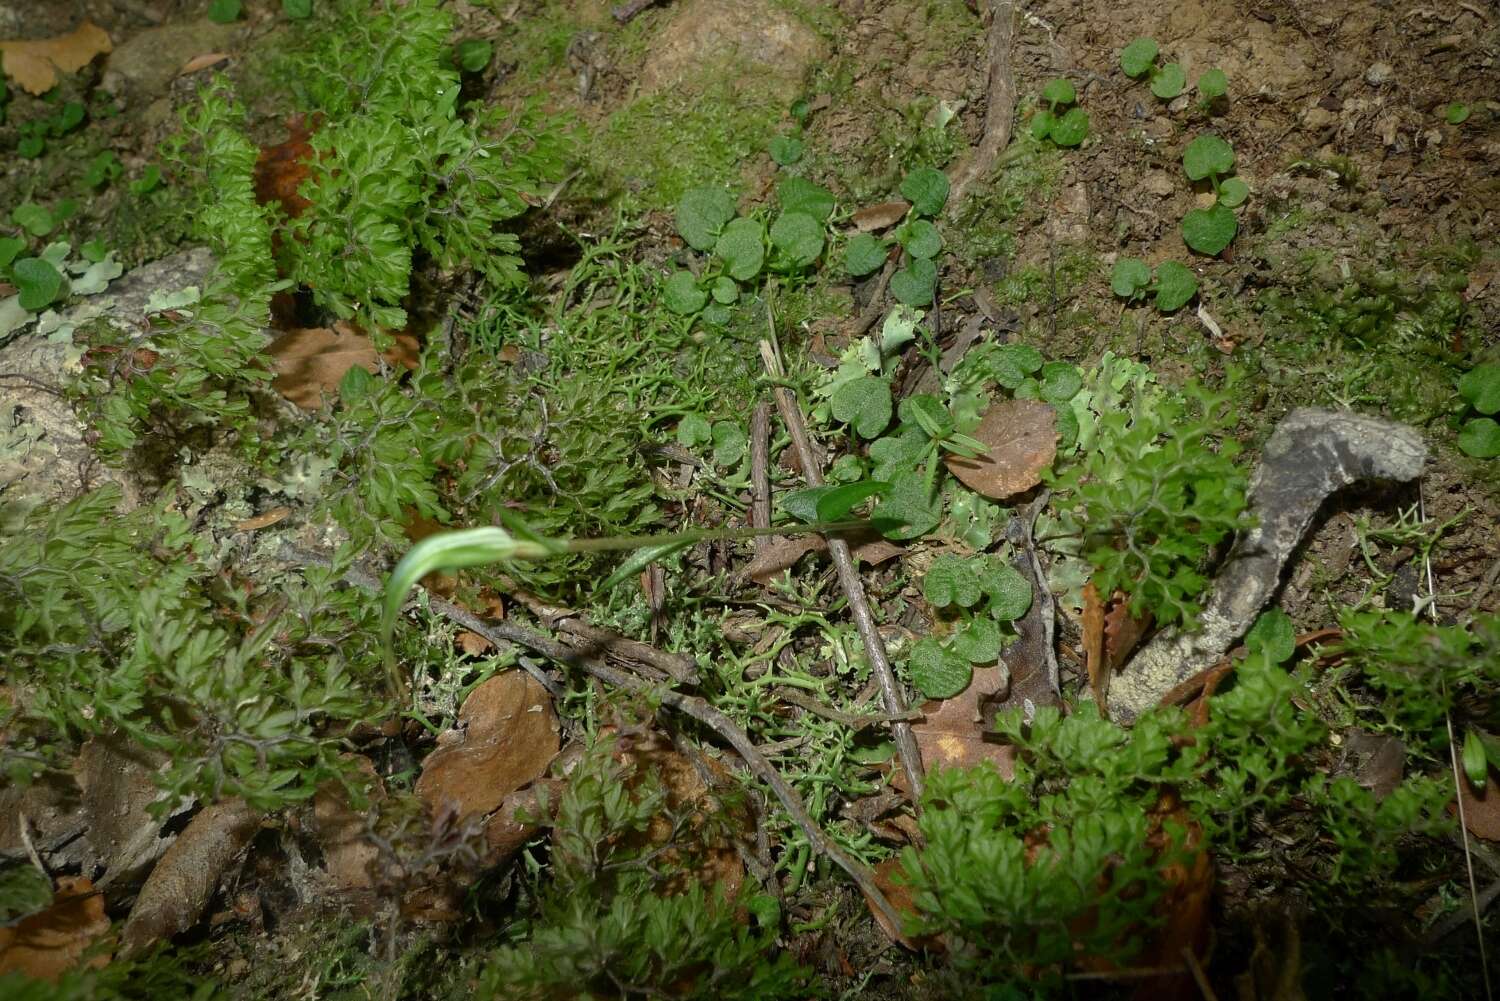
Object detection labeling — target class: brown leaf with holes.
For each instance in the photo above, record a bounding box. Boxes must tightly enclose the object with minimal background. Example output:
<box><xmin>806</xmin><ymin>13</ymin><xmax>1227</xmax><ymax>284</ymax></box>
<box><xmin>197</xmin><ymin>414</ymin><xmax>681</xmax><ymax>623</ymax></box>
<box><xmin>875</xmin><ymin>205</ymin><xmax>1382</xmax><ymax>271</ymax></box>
<box><xmin>415</xmin><ymin>673</ymin><xmax>560</xmax><ymax>824</ymax></box>
<box><xmin>852</xmin><ymin>201</ymin><xmax>910</xmax><ymax>232</ymax></box>
<box><xmin>903</xmin><ymin>663</ymin><xmax>1016</xmax><ymax>788</ymax></box>
<box><xmin>266</xmin><ymin>321</ymin><xmax>420</xmax><ymax>410</ymax></box>
<box><xmin>0</xmin><ymin>22</ymin><xmax>112</xmax><ymax>95</ymax></box>
<box><xmin>120</xmin><ymin>798</ymin><xmax>261</xmax><ymax>955</ymax></box>
<box><xmin>0</xmin><ymin>876</ymin><xmax>110</xmax><ymax>981</ymax></box>
<box><xmin>1454</xmin><ymin>773</ymin><xmax>1500</xmax><ymax>841</ymax></box>
<box><xmin>943</xmin><ymin>399</ymin><xmax>1057</xmax><ymax>500</ymax></box>
<box><xmin>312</xmin><ymin>756</ymin><xmax>385</xmax><ymax>907</ymax></box>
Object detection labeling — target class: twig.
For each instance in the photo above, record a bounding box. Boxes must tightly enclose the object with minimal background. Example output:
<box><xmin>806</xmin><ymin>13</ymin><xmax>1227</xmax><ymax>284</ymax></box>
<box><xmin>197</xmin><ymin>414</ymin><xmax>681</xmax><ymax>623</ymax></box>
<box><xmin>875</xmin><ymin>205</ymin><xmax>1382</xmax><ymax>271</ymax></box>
<box><xmin>1181</xmin><ymin>946</ymin><xmax>1219</xmax><ymax>1001</ymax></box>
<box><xmin>850</xmin><ymin>256</ymin><xmax>898</xmax><ymax>338</ymax></box>
<box><xmin>946</xmin><ymin>0</ymin><xmax>1018</xmax><ymax>215</ymax></box>
<box><xmin>750</xmin><ymin>401</ymin><xmax>773</xmax><ymax>557</ymax></box>
<box><xmin>758</xmin><ymin>335</ymin><xmax>925</xmax><ymax>800</ymax></box>
<box><xmin>503</xmin><ymin>585</ymin><xmax>699</xmax><ymax>684</ymax></box>
<box><xmin>776</xmin><ymin>688</ymin><xmax>919</xmax><ymax>730</ymax></box>
<box><xmin>1424</xmin><ymin>873</ymin><xmax>1500</xmax><ymax>946</ymax></box>
<box><xmin>1459</xmin><ymin>552</ymin><xmax>1500</xmax><ymax>626</ymax></box>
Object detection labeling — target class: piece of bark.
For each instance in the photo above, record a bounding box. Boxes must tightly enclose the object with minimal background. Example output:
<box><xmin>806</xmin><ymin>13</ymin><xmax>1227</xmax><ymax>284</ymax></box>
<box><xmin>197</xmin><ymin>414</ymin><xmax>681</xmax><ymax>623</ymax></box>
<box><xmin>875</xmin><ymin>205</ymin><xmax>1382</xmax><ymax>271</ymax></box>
<box><xmin>120</xmin><ymin>798</ymin><xmax>261</xmax><ymax>955</ymax></box>
<box><xmin>1110</xmin><ymin>409</ymin><xmax>1427</xmax><ymax>722</ymax></box>
<box><xmin>946</xmin><ymin>1</ymin><xmax>1017</xmax><ymax>214</ymax></box>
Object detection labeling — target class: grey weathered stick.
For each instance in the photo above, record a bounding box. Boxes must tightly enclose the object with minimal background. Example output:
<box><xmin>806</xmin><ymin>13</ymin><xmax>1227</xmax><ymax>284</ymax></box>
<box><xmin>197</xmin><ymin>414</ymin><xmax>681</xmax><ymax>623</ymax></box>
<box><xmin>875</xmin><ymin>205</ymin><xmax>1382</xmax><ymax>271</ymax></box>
<box><xmin>750</xmin><ymin>401</ymin><xmax>773</xmax><ymax>552</ymax></box>
<box><xmin>758</xmin><ymin>339</ymin><xmax>925</xmax><ymax>799</ymax></box>
<box><xmin>947</xmin><ymin>0</ymin><xmax>1017</xmax><ymax>215</ymax></box>
<box><xmin>1109</xmin><ymin>409</ymin><xmax>1428</xmax><ymax>722</ymax></box>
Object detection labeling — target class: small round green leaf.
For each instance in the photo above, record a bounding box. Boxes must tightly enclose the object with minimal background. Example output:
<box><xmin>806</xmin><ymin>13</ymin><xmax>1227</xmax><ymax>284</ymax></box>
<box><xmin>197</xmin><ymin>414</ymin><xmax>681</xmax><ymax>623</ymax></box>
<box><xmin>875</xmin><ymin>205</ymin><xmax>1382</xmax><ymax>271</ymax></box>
<box><xmin>1197</xmin><ymin>68</ymin><xmax>1228</xmax><ymax>100</ymax></box>
<box><xmin>830</xmin><ymin>375</ymin><xmax>893</xmax><ymax>438</ymax></box>
<box><xmin>1110</xmin><ymin>258</ymin><xmax>1152</xmax><ymax>299</ymax></box>
<box><xmin>899</xmin><ymin>167</ymin><xmax>950</xmax><ymax>217</ymax></box>
<box><xmin>769</xmin><ymin>135</ymin><xmax>804</xmax><ymax>165</ymax></box>
<box><xmin>1153</xmin><ymin>260</ymin><xmax>1199</xmax><ymax>312</ymax></box>
<box><xmin>1049</xmin><ymin>107</ymin><xmax>1089</xmax><ymax>147</ymax></box>
<box><xmin>979</xmin><ymin>561</ymin><xmax>1032</xmax><ymax>621</ymax></box>
<box><xmin>889</xmin><ymin>256</ymin><xmax>938</xmax><ymax>307</ymax></box>
<box><xmin>12</xmin><ymin>203</ymin><xmax>53</xmax><ymax>238</ymax></box>
<box><xmin>1183</xmin><ymin>135</ymin><xmax>1235</xmax><ymax>181</ymax></box>
<box><xmin>1245</xmin><ymin>608</ymin><xmax>1295</xmax><ymax>664</ymax></box>
<box><xmin>778</xmin><ymin>176</ymin><xmax>835</xmax><ymax>221</ymax></box>
<box><xmin>1039</xmin><ymin>361</ymin><xmax>1083</xmax><ymax>404</ymax></box>
<box><xmin>1218</xmin><ymin>177</ymin><xmax>1250</xmax><ymax>208</ymax></box>
<box><xmin>455</xmin><ymin>39</ymin><xmax>493</xmax><ymax>73</ymax></box>
<box><xmin>677</xmin><ymin>412</ymin><xmax>712</xmax><ymax>448</ymax></box>
<box><xmin>1041</xmin><ymin>78</ymin><xmax>1076</xmax><ymax>106</ymax></box>
<box><xmin>769</xmin><ymin>211</ymin><xmax>825</xmax><ymax>268</ymax></box>
<box><xmin>207</xmin><ymin>0</ymin><xmax>242</xmax><ymax>23</ymax></box>
<box><xmin>662</xmin><ymin>271</ymin><xmax>707</xmax><ymax>315</ymax></box>
<box><xmin>1459</xmin><ymin>363</ymin><xmax>1500</xmax><ymax>416</ymax></box>
<box><xmin>1030</xmin><ymin>108</ymin><xmax>1055</xmax><ymax>141</ymax></box>
<box><xmin>676</xmin><ymin>187</ymin><xmax>737</xmax><ymax>252</ymax></box>
<box><xmin>1151</xmin><ymin>62</ymin><xmax>1186</xmax><ymax>99</ymax></box>
<box><xmin>1459</xmin><ymin>418</ymin><xmax>1500</xmax><ymax>458</ymax></box>
<box><xmin>1120</xmin><ymin>37</ymin><xmax>1159</xmax><ymax>78</ymax></box>
<box><xmin>711</xmin><ymin>275</ymin><xmax>738</xmax><ymax>304</ymax></box>
<box><xmin>908</xmin><ymin>637</ymin><xmax>971</xmax><ymax>700</ymax></box>
<box><xmin>13</xmin><ymin>257</ymin><xmax>64</xmax><ymax>312</ymax></box>
<box><xmin>714</xmin><ymin>217</ymin><xmax>765</xmax><ymax>281</ymax></box>
<box><xmin>1446</xmin><ymin>102</ymin><xmax>1471</xmax><ymax>125</ymax></box>
<box><xmin>925</xmin><ymin>555</ymin><xmax>983</xmax><ymax>609</ymax></box>
<box><xmin>844</xmin><ymin>233</ymin><xmax>888</xmax><ymax>277</ymax></box>
<box><xmin>1181</xmin><ymin>202</ymin><xmax>1238</xmax><ymax>256</ymax></box>
<box><xmin>0</xmin><ymin>237</ymin><xmax>25</xmax><ymax>269</ymax></box>
<box><xmin>712</xmin><ymin>421</ymin><xmax>747</xmax><ymax>467</ymax></box>
<box><xmin>951</xmin><ymin>617</ymin><xmax>1002</xmax><ymax>663</ymax></box>
<box><xmin>900</xmin><ymin>219</ymin><xmax>943</xmax><ymax>260</ymax></box>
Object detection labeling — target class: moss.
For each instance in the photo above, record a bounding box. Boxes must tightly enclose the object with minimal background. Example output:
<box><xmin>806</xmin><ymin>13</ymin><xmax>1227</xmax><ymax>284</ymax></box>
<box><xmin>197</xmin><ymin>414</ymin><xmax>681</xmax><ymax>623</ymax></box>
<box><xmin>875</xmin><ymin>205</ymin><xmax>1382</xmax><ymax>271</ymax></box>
<box><xmin>591</xmin><ymin>66</ymin><xmax>782</xmax><ymax>209</ymax></box>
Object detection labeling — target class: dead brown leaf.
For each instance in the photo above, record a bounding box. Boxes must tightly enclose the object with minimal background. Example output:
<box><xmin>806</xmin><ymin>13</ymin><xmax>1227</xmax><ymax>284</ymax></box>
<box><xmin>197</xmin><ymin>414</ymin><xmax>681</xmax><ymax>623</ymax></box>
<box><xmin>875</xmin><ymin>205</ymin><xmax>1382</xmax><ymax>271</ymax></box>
<box><xmin>415</xmin><ymin>673</ymin><xmax>560</xmax><ymax>824</ymax></box>
<box><xmin>233</xmin><ymin>506</ymin><xmax>291</xmax><ymax>532</ymax></box>
<box><xmin>120</xmin><ymin>798</ymin><xmax>261</xmax><ymax>955</ymax></box>
<box><xmin>0</xmin><ymin>876</ymin><xmax>110</xmax><ymax>981</ymax></box>
<box><xmin>863</xmin><ymin>858</ymin><xmax>936</xmax><ymax>951</ymax></box>
<box><xmin>1103</xmin><ymin>595</ymin><xmax>1153</xmax><ymax>671</ymax></box>
<box><xmin>482</xmin><ymin>778</ymin><xmax>561</xmax><ymax>867</ymax></box>
<box><xmin>943</xmin><ymin>399</ymin><xmax>1057</xmax><ymax>500</ymax></box>
<box><xmin>253</xmin><ymin>113</ymin><xmax>322</xmax><ymax>221</ymax></box>
<box><xmin>0</xmin><ymin>22</ymin><xmax>112</xmax><ymax>95</ymax></box>
<box><xmin>265</xmin><ymin>321</ymin><xmax>420</xmax><ymax>410</ymax></box>
<box><xmin>905</xmin><ymin>662</ymin><xmax>1016</xmax><ymax>783</ymax></box>
<box><xmin>1454</xmin><ymin>773</ymin><xmax>1500</xmax><ymax>841</ymax></box>
<box><xmin>312</xmin><ymin>756</ymin><xmax>385</xmax><ymax>905</ymax></box>
<box><xmin>744</xmin><ymin>533</ymin><xmax>901</xmax><ymax>584</ymax></box>
<box><xmin>852</xmin><ymin>201</ymin><xmax>909</xmax><ymax>232</ymax></box>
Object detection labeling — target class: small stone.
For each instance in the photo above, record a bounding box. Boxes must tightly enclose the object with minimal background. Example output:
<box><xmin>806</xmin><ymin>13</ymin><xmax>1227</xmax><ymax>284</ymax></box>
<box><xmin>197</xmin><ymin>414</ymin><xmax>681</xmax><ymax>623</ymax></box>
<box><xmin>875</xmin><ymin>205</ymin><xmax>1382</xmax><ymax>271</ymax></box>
<box><xmin>1364</xmin><ymin>62</ymin><xmax>1394</xmax><ymax>86</ymax></box>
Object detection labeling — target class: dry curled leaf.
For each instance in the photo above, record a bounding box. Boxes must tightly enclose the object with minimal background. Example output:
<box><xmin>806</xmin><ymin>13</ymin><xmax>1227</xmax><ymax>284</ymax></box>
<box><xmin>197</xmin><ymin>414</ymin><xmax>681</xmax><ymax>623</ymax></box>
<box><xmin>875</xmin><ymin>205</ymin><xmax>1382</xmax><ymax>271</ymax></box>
<box><xmin>906</xmin><ymin>662</ymin><xmax>1016</xmax><ymax>782</ymax></box>
<box><xmin>265</xmin><ymin>321</ymin><xmax>420</xmax><ymax>410</ymax></box>
<box><xmin>0</xmin><ymin>876</ymin><xmax>110</xmax><ymax>981</ymax></box>
<box><xmin>312</xmin><ymin>756</ymin><xmax>385</xmax><ymax>905</ymax></box>
<box><xmin>232</xmin><ymin>506</ymin><xmax>291</xmax><ymax>532</ymax></box>
<box><xmin>943</xmin><ymin>398</ymin><xmax>1057</xmax><ymax>500</ymax></box>
<box><xmin>178</xmin><ymin>52</ymin><xmax>230</xmax><ymax>76</ymax></box>
<box><xmin>120</xmin><ymin>798</ymin><xmax>260</xmax><ymax>955</ymax></box>
<box><xmin>415</xmin><ymin>673</ymin><xmax>560</xmax><ymax>824</ymax></box>
<box><xmin>0</xmin><ymin>21</ymin><xmax>112</xmax><ymax>95</ymax></box>
<box><xmin>1454</xmin><ymin>772</ymin><xmax>1500</xmax><ymax>841</ymax></box>
<box><xmin>852</xmin><ymin>200</ymin><xmax>910</xmax><ymax>232</ymax></box>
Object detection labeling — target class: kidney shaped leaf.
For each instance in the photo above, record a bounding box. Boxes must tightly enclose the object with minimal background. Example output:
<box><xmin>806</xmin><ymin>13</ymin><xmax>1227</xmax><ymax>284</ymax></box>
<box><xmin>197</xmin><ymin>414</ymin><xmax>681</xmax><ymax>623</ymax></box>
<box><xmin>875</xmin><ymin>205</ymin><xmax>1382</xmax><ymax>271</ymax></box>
<box><xmin>676</xmin><ymin>186</ymin><xmax>737</xmax><ymax>251</ymax></box>
<box><xmin>1181</xmin><ymin>202</ymin><xmax>1237</xmax><ymax>255</ymax></box>
<box><xmin>1183</xmin><ymin>135</ymin><xmax>1234</xmax><ymax>181</ymax></box>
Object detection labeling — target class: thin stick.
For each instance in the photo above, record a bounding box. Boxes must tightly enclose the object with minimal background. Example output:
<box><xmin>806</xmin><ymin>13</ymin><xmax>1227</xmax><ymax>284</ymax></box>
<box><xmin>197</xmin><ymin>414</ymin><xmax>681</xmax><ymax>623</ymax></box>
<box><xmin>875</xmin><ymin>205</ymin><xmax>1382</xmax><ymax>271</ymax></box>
<box><xmin>750</xmin><ymin>401</ymin><xmax>773</xmax><ymax>553</ymax></box>
<box><xmin>758</xmin><ymin>334</ymin><xmax>925</xmax><ymax>800</ymax></box>
<box><xmin>947</xmin><ymin>0</ymin><xmax>1018</xmax><ymax>215</ymax></box>
<box><xmin>850</xmin><ymin>256</ymin><xmax>898</xmax><ymax>338</ymax></box>
<box><xmin>1181</xmin><ymin>946</ymin><xmax>1219</xmax><ymax>1001</ymax></box>
<box><xmin>1419</xmin><ymin>482</ymin><xmax>1493</xmax><ymax>1001</ymax></box>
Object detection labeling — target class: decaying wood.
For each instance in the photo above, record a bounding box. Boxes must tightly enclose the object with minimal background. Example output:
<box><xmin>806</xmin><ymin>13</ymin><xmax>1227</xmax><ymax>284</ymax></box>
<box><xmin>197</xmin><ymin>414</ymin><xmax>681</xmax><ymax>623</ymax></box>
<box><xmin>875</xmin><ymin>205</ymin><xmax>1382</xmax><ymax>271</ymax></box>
<box><xmin>947</xmin><ymin>0</ymin><xmax>1018</xmax><ymax>214</ymax></box>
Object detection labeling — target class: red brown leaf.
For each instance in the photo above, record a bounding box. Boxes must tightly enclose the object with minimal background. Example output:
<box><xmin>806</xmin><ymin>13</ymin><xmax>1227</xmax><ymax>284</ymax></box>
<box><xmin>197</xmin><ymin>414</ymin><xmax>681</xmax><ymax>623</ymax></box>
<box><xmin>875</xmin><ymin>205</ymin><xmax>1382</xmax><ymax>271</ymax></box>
<box><xmin>943</xmin><ymin>399</ymin><xmax>1058</xmax><ymax>500</ymax></box>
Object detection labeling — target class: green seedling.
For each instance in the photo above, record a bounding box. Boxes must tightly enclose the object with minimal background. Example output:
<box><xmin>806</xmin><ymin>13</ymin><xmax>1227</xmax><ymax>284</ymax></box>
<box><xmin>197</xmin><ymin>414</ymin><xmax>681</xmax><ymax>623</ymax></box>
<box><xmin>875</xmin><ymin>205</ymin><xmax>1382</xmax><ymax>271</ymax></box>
<box><xmin>843</xmin><ymin>167</ymin><xmax>949</xmax><ymax>306</ymax></box>
<box><xmin>1457</xmin><ymin>362</ymin><xmax>1500</xmax><ymax>458</ymax></box>
<box><xmin>129</xmin><ymin>165</ymin><xmax>163</xmax><ymax>195</ymax></box>
<box><xmin>84</xmin><ymin>150</ymin><xmax>123</xmax><ymax>188</ymax></box>
<box><xmin>908</xmin><ymin>553</ymin><xmax>1032</xmax><ymax>697</ymax></box>
<box><xmin>1445</xmin><ymin>102</ymin><xmax>1470</xmax><ymax>125</ymax></box>
<box><xmin>283</xmin><ymin>0</ymin><xmax>314</xmax><ymax>17</ymax></box>
<box><xmin>768</xmin><ymin>134</ymin><xmax>804</xmax><ymax>166</ymax></box>
<box><xmin>1119</xmin><ymin>37</ymin><xmax>1185</xmax><ymax>100</ymax></box>
<box><xmin>1030</xmin><ymin>77</ymin><xmax>1089</xmax><ymax>148</ymax></box>
<box><xmin>1110</xmin><ymin>257</ymin><xmax>1199</xmax><ymax>312</ymax></box>
<box><xmin>1196</xmin><ymin>67</ymin><xmax>1229</xmax><ymax>108</ymax></box>
<box><xmin>1179</xmin><ymin>136</ymin><xmax>1242</xmax><ymax>256</ymax></box>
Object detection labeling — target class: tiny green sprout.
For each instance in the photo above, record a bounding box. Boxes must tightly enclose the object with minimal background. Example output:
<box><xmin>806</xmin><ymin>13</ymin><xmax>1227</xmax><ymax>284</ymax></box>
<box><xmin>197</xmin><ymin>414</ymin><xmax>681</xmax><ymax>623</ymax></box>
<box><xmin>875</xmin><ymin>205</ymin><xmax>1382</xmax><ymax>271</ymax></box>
<box><xmin>662</xmin><ymin>271</ymin><xmax>707</xmax><ymax>315</ymax></box>
<box><xmin>844</xmin><ymin>233</ymin><xmax>889</xmax><ymax>277</ymax></box>
<box><xmin>283</xmin><ymin>0</ymin><xmax>313</xmax><ymax>18</ymax></box>
<box><xmin>1445</xmin><ymin>102</ymin><xmax>1470</xmax><ymax>125</ymax></box>
<box><xmin>455</xmin><ymin>39</ymin><xmax>493</xmax><ymax>73</ymax></box>
<box><xmin>1110</xmin><ymin>257</ymin><xmax>1199</xmax><ymax>312</ymax></box>
<box><xmin>12</xmin><ymin>202</ymin><xmax>55</xmax><ymax>238</ymax></box>
<box><xmin>1196</xmin><ymin>68</ymin><xmax>1228</xmax><ymax>105</ymax></box>
<box><xmin>1119</xmin><ymin>37</ymin><xmax>1185</xmax><ymax>99</ymax></box>
<box><xmin>84</xmin><ymin>150</ymin><xmax>123</xmax><ymax>188</ymax></box>
<box><xmin>714</xmin><ymin>217</ymin><xmax>765</xmax><ymax>281</ymax></box>
<box><xmin>129</xmin><ymin>165</ymin><xmax>163</xmax><ymax>196</ymax></box>
<box><xmin>1181</xmin><ymin>202</ymin><xmax>1237</xmax><ymax>256</ymax></box>
<box><xmin>1031</xmin><ymin>77</ymin><xmax>1089</xmax><ymax>148</ymax></box>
